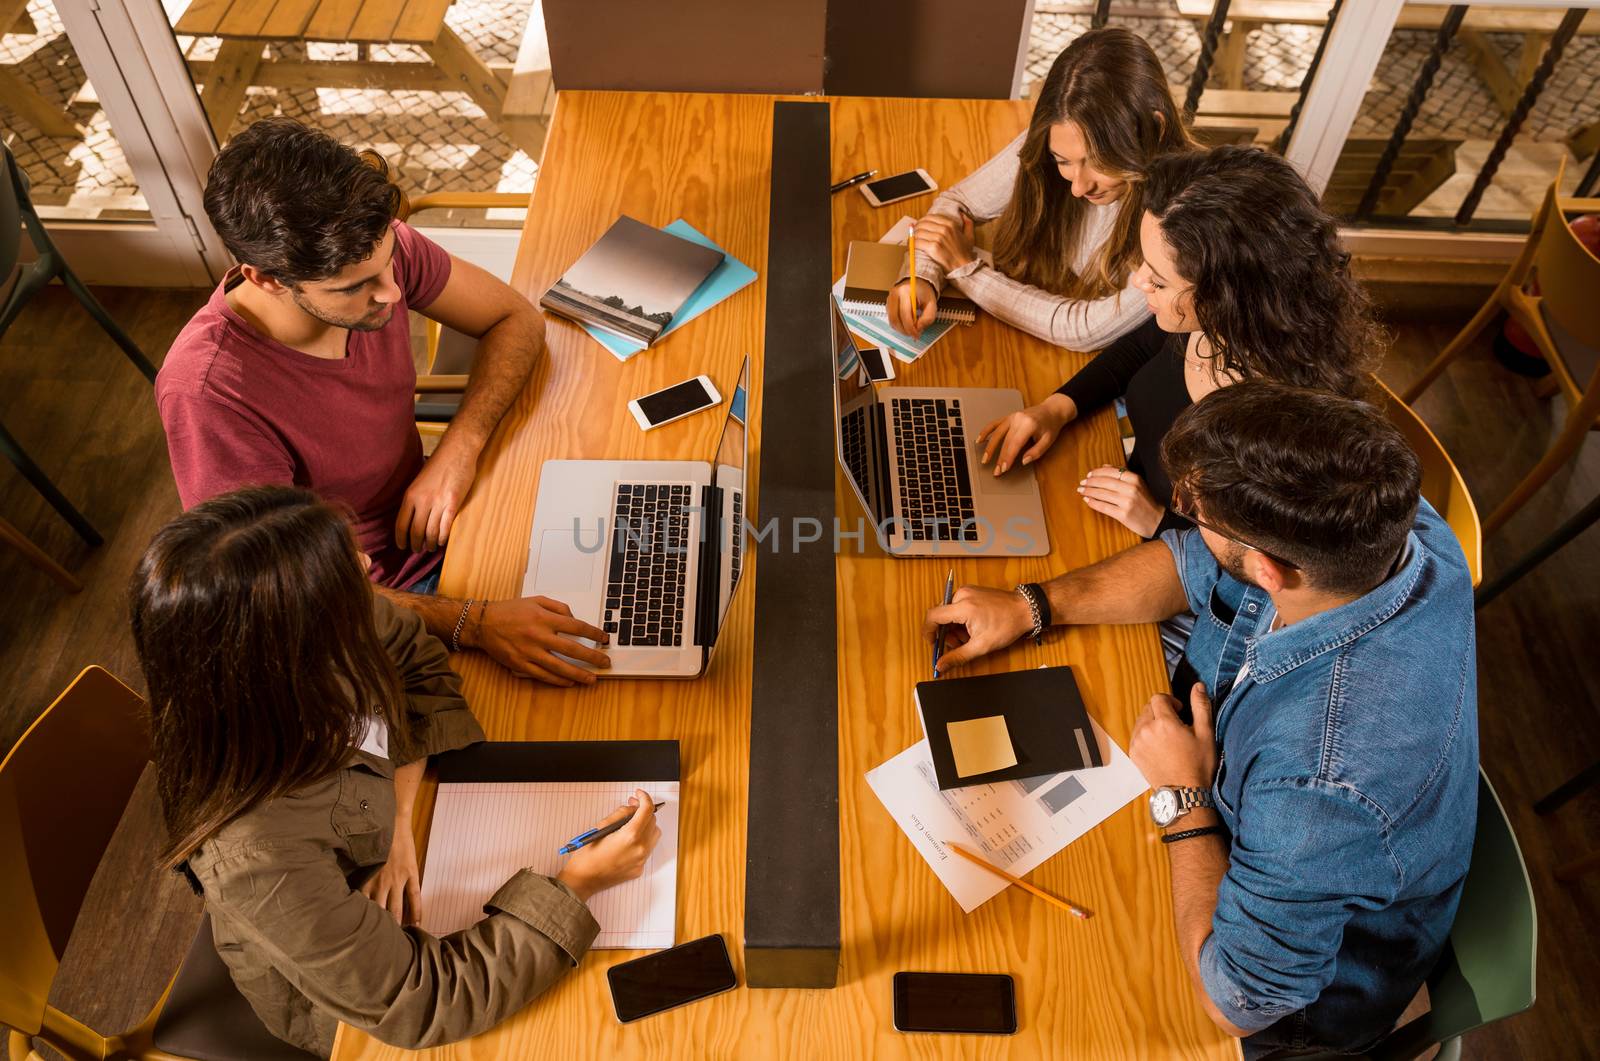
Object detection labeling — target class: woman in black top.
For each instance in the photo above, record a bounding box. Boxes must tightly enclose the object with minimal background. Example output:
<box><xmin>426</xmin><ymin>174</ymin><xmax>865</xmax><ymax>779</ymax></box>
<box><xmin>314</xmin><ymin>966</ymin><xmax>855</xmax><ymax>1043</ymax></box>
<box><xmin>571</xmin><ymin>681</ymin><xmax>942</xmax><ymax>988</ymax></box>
<box><xmin>977</xmin><ymin>145</ymin><xmax>1383</xmax><ymax>539</ymax></box>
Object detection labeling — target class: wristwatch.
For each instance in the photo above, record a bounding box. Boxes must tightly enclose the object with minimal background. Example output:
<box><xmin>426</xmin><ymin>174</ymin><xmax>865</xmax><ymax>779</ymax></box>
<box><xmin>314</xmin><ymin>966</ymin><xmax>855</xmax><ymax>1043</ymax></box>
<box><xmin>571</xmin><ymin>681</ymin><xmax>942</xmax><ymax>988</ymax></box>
<box><xmin>1148</xmin><ymin>785</ymin><xmax>1215</xmax><ymax>828</ymax></box>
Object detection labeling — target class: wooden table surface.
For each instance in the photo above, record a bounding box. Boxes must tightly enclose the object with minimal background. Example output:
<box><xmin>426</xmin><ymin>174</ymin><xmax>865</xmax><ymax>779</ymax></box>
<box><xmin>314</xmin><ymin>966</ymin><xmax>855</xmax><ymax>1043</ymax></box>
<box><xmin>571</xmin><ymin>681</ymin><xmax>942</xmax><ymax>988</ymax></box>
<box><xmin>333</xmin><ymin>89</ymin><xmax>1236</xmax><ymax>1061</ymax></box>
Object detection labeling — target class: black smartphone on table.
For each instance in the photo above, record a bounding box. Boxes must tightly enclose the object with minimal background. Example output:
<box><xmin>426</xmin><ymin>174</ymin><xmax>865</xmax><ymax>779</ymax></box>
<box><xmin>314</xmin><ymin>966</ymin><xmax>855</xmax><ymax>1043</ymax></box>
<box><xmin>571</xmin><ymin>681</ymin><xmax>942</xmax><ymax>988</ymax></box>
<box><xmin>607</xmin><ymin>934</ymin><xmax>738</xmax><ymax>1023</ymax></box>
<box><xmin>892</xmin><ymin>971</ymin><xmax>1017</xmax><ymax>1034</ymax></box>
<box><xmin>858</xmin><ymin>345</ymin><xmax>896</xmax><ymax>383</ymax></box>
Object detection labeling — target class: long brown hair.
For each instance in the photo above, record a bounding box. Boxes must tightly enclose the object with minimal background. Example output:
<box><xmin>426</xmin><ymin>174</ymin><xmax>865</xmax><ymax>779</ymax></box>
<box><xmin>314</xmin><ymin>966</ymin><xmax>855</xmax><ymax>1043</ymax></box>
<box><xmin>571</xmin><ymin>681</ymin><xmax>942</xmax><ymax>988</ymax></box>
<box><xmin>130</xmin><ymin>486</ymin><xmax>411</xmax><ymax>867</ymax></box>
<box><xmin>1143</xmin><ymin>145</ymin><xmax>1383</xmax><ymax>401</ymax></box>
<box><xmin>993</xmin><ymin>27</ymin><xmax>1196</xmax><ymax>301</ymax></box>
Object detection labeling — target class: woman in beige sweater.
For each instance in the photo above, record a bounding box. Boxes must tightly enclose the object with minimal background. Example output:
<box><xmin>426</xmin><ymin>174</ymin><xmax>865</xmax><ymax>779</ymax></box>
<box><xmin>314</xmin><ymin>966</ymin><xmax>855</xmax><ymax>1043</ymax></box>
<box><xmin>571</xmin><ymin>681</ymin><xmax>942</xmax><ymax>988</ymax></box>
<box><xmin>890</xmin><ymin>27</ymin><xmax>1195</xmax><ymax>351</ymax></box>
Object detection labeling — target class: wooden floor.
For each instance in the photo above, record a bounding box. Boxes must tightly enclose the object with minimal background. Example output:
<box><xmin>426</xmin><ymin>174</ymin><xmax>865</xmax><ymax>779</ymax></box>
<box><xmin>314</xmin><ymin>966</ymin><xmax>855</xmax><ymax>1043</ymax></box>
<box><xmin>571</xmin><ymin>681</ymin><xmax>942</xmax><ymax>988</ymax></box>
<box><xmin>2</xmin><ymin>284</ymin><xmax>1597</xmax><ymax>1057</ymax></box>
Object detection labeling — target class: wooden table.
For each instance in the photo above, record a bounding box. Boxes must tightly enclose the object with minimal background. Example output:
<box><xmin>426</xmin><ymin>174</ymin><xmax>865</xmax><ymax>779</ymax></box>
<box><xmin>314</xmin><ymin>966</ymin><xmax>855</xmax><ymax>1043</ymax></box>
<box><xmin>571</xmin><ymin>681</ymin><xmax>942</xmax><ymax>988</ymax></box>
<box><xmin>332</xmin><ymin>90</ymin><xmax>1237</xmax><ymax>1060</ymax></box>
<box><xmin>173</xmin><ymin>0</ymin><xmax>511</xmax><ymax>144</ymax></box>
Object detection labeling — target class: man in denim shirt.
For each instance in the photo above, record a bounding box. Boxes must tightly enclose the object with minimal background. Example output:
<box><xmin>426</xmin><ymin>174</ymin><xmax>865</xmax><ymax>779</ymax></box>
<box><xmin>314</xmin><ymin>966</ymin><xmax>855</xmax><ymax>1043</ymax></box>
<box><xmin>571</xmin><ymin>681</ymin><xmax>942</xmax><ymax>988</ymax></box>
<box><xmin>925</xmin><ymin>383</ymin><xmax>1478</xmax><ymax>1055</ymax></box>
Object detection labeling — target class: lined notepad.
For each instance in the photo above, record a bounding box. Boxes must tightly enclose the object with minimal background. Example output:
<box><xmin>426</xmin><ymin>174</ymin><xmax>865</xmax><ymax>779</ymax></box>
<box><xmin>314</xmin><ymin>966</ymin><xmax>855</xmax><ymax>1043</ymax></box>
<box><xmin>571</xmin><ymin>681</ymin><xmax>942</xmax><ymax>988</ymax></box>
<box><xmin>420</xmin><ymin>780</ymin><xmax>680</xmax><ymax>949</ymax></box>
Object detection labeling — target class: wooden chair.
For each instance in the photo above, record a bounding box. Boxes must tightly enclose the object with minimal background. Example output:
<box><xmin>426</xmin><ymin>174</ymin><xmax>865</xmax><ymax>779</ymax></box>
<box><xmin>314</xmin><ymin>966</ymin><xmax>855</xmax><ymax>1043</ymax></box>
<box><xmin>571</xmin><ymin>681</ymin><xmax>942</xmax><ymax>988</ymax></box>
<box><xmin>1</xmin><ymin>667</ymin><xmax>313</xmax><ymax>1061</ymax></box>
<box><xmin>1401</xmin><ymin>159</ymin><xmax>1600</xmax><ymax>534</ymax></box>
<box><xmin>396</xmin><ymin>191</ymin><xmax>531</xmax><ymax>442</ymax></box>
<box><xmin>1</xmin><ymin>667</ymin><xmax>174</xmax><ymax>1059</ymax></box>
<box><xmin>0</xmin><ymin>514</ymin><xmax>81</xmax><ymax>592</ymax></box>
<box><xmin>1379</xmin><ymin>380</ymin><xmax>1484</xmax><ymax>587</ymax></box>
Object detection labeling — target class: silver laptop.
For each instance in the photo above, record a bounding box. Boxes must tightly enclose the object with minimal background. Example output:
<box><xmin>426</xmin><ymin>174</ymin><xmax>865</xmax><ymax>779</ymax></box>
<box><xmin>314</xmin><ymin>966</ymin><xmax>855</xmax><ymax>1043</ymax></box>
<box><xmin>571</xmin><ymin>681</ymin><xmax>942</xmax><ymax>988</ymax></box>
<box><xmin>832</xmin><ymin>302</ymin><xmax>1048</xmax><ymax>557</ymax></box>
<box><xmin>521</xmin><ymin>358</ymin><xmax>751</xmax><ymax>679</ymax></box>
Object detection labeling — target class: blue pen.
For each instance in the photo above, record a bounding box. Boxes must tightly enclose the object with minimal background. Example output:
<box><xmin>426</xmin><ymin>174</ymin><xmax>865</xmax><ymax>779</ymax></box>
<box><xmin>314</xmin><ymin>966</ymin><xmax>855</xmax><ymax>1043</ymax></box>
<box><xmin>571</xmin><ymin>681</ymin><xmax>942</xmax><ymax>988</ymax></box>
<box><xmin>932</xmin><ymin>567</ymin><xmax>955</xmax><ymax>678</ymax></box>
<box><xmin>557</xmin><ymin>802</ymin><xmax>665</xmax><ymax>855</ymax></box>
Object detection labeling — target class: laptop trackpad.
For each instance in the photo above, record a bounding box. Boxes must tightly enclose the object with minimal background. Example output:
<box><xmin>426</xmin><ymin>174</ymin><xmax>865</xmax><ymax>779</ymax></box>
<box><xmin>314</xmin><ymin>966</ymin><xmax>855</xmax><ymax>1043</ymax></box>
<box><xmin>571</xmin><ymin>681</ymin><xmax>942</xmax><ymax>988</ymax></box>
<box><xmin>534</xmin><ymin>529</ymin><xmax>597</xmax><ymax>594</ymax></box>
<box><xmin>973</xmin><ymin>439</ymin><xmax>1037</xmax><ymax>495</ymax></box>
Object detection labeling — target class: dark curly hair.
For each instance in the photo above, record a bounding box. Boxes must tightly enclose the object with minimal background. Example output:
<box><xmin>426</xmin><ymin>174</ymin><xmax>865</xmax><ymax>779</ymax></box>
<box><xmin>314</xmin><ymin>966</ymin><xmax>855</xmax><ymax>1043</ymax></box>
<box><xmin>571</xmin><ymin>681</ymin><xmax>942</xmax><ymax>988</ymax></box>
<box><xmin>203</xmin><ymin>117</ymin><xmax>403</xmax><ymax>285</ymax></box>
<box><xmin>1143</xmin><ymin>145</ymin><xmax>1383</xmax><ymax>400</ymax></box>
<box><xmin>1162</xmin><ymin>381</ymin><xmax>1420</xmax><ymax>595</ymax></box>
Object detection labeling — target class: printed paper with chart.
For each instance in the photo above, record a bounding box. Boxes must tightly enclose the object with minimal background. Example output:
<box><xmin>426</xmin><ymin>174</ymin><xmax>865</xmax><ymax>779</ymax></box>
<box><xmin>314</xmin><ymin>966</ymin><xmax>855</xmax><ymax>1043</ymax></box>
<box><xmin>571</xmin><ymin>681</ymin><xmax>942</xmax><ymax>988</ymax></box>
<box><xmin>420</xmin><ymin>780</ymin><xmax>679</xmax><ymax>949</ymax></box>
<box><xmin>866</xmin><ymin>719</ymin><xmax>1147</xmax><ymax>912</ymax></box>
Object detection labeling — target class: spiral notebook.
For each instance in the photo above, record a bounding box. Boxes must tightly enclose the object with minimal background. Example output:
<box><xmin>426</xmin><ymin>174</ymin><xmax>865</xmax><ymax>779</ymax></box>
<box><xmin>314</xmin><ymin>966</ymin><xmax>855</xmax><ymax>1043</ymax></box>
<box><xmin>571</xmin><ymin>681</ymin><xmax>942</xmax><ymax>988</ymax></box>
<box><xmin>841</xmin><ymin>240</ymin><xmax>978</xmax><ymax>324</ymax></box>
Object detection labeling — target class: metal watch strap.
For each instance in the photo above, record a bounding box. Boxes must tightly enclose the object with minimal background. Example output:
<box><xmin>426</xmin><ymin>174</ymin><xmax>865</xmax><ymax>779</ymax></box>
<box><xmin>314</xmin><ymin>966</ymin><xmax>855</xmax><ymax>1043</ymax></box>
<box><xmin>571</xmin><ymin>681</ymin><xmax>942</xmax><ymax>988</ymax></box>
<box><xmin>1175</xmin><ymin>785</ymin><xmax>1215</xmax><ymax>813</ymax></box>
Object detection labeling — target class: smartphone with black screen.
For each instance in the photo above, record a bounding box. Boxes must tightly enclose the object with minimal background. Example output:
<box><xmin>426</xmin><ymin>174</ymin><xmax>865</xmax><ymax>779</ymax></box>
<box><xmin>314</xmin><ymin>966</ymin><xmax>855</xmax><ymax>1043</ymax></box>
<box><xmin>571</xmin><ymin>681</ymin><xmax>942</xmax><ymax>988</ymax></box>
<box><xmin>858</xmin><ymin>345</ymin><xmax>896</xmax><ymax>383</ymax></box>
<box><xmin>892</xmin><ymin>972</ymin><xmax>1017</xmax><ymax>1034</ymax></box>
<box><xmin>628</xmin><ymin>375</ymin><xmax>722</xmax><ymax>431</ymax></box>
<box><xmin>859</xmin><ymin>168</ymin><xmax>938</xmax><ymax>207</ymax></box>
<box><xmin>607</xmin><ymin>934</ymin><xmax>738</xmax><ymax>1023</ymax></box>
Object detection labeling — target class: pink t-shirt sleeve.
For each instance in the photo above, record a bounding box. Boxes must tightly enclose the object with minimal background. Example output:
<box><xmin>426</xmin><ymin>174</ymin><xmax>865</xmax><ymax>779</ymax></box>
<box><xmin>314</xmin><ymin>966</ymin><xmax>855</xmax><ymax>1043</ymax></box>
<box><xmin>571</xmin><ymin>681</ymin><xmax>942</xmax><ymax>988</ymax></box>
<box><xmin>391</xmin><ymin>220</ymin><xmax>452</xmax><ymax>311</ymax></box>
<box><xmin>159</xmin><ymin>391</ymin><xmax>295</xmax><ymax>509</ymax></box>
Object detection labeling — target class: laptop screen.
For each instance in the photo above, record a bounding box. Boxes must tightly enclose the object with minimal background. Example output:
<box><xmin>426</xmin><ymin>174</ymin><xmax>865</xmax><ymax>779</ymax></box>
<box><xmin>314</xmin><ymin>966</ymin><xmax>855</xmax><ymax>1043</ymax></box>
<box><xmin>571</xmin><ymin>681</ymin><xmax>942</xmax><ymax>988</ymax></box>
<box><xmin>831</xmin><ymin>301</ymin><xmax>890</xmax><ymax>526</ymax></box>
<box><xmin>705</xmin><ymin>356</ymin><xmax>751</xmax><ymax>645</ymax></box>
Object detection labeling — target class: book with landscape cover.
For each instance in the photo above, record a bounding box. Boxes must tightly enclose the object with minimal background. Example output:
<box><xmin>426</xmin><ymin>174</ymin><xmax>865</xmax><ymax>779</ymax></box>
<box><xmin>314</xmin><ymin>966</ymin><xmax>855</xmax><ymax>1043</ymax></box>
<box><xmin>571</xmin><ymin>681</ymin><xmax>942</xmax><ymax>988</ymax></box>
<box><xmin>842</xmin><ymin>240</ymin><xmax>977</xmax><ymax>324</ymax></box>
<box><xmin>541</xmin><ymin>215</ymin><xmax>725</xmax><ymax>346</ymax></box>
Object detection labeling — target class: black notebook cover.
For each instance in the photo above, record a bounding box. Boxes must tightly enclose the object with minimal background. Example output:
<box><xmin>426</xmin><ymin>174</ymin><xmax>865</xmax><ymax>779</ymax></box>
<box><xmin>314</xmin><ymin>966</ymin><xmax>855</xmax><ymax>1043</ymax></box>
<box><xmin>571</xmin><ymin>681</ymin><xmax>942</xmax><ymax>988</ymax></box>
<box><xmin>433</xmin><ymin>741</ymin><xmax>680</xmax><ymax>784</ymax></box>
<box><xmin>915</xmin><ymin>666</ymin><xmax>1101</xmax><ymax>791</ymax></box>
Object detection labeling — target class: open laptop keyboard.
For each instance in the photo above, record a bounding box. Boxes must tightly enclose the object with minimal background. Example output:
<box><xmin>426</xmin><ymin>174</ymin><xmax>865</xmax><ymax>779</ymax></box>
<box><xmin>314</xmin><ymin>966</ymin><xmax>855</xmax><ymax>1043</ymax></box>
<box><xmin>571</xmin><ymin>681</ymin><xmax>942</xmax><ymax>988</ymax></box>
<box><xmin>890</xmin><ymin>397</ymin><xmax>978</xmax><ymax>542</ymax></box>
<box><xmin>729</xmin><ymin>490</ymin><xmax>743</xmax><ymax>597</ymax></box>
<box><xmin>602</xmin><ymin>482</ymin><xmax>692</xmax><ymax>647</ymax></box>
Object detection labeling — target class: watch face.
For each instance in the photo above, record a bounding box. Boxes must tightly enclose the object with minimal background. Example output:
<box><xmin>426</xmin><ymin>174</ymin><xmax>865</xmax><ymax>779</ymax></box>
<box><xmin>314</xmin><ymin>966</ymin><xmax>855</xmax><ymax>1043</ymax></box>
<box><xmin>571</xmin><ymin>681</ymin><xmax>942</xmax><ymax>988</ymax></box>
<box><xmin>1150</xmin><ymin>788</ymin><xmax>1178</xmax><ymax>826</ymax></box>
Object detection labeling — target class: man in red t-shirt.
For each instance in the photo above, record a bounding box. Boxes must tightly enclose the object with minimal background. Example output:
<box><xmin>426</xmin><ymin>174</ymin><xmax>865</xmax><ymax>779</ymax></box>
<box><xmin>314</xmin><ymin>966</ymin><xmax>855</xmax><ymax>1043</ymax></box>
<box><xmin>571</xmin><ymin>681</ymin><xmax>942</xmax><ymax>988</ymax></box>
<box><xmin>156</xmin><ymin>117</ymin><xmax>609</xmax><ymax>686</ymax></box>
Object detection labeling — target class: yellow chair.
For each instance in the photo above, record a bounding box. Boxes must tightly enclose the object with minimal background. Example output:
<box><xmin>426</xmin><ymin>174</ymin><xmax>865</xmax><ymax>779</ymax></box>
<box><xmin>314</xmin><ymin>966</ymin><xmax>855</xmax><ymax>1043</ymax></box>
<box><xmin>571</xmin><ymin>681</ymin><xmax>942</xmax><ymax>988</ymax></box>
<box><xmin>1400</xmin><ymin>158</ymin><xmax>1600</xmax><ymax>535</ymax></box>
<box><xmin>1</xmin><ymin>667</ymin><xmax>175</xmax><ymax>1059</ymax></box>
<box><xmin>396</xmin><ymin>191</ymin><xmax>532</xmax><ymax>444</ymax></box>
<box><xmin>1379</xmin><ymin>380</ymin><xmax>1484</xmax><ymax>588</ymax></box>
<box><xmin>2</xmin><ymin>667</ymin><xmax>315</xmax><ymax>1061</ymax></box>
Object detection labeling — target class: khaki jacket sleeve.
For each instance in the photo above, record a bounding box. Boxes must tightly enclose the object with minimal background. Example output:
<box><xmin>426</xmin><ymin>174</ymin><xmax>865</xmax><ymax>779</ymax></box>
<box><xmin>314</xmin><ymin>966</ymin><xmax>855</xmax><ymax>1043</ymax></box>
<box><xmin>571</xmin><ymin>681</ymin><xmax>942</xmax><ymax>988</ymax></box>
<box><xmin>208</xmin><ymin>842</ymin><xmax>599</xmax><ymax>1048</ymax></box>
<box><xmin>371</xmin><ymin>594</ymin><xmax>485</xmax><ymax>764</ymax></box>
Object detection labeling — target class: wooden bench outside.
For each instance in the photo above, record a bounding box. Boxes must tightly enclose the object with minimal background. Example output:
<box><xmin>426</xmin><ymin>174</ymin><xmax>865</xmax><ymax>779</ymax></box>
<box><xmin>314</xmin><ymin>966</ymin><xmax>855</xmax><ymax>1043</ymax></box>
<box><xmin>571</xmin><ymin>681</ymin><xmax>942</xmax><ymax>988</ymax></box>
<box><xmin>0</xmin><ymin>0</ymin><xmax>80</xmax><ymax>138</ymax></box>
<box><xmin>173</xmin><ymin>0</ymin><xmax>525</xmax><ymax>149</ymax></box>
<box><xmin>1321</xmin><ymin>137</ymin><xmax>1460</xmax><ymax>218</ymax></box>
<box><xmin>1174</xmin><ymin>0</ymin><xmax>1600</xmax><ymax>110</ymax></box>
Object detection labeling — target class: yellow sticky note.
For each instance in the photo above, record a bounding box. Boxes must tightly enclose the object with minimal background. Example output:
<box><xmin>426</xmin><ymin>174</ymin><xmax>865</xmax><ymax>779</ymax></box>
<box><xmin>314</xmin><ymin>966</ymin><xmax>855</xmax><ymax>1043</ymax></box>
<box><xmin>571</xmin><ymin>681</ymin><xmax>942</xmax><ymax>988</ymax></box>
<box><xmin>947</xmin><ymin>715</ymin><xmax>1017</xmax><ymax>778</ymax></box>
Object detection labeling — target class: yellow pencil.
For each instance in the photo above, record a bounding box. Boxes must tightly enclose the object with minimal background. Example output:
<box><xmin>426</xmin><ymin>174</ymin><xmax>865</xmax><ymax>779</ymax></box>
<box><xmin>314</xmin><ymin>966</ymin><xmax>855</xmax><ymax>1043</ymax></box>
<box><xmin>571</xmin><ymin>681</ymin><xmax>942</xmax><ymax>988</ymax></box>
<box><xmin>945</xmin><ymin>841</ymin><xmax>1094</xmax><ymax>920</ymax></box>
<box><xmin>907</xmin><ymin>228</ymin><xmax>919</xmax><ymax>325</ymax></box>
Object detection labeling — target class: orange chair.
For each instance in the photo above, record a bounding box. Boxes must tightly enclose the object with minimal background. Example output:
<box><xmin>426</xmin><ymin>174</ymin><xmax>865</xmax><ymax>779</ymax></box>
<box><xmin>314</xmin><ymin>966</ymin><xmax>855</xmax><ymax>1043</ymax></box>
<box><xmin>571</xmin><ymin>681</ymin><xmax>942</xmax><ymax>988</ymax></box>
<box><xmin>1</xmin><ymin>667</ymin><xmax>314</xmax><ymax>1060</ymax></box>
<box><xmin>1379</xmin><ymin>380</ymin><xmax>1483</xmax><ymax>587</ymax></box>
<box><xmin>1400</xmin><ymin>158</ymin><xmax>1600</xmax><ymax>534</ymax></box>
<box><xmin>1</xmin><ymin>667</ymin><xmax>176</xmax><ymax>1059</ymax></box>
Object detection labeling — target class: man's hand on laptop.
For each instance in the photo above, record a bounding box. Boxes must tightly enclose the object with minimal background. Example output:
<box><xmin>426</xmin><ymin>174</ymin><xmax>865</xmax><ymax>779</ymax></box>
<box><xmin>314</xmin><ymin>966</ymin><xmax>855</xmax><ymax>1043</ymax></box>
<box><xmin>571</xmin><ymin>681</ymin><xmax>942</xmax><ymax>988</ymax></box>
<box><xmin>466</xmin><ymin>595</ymin><xmax>612</xmax><ymax>686</ymax></box>
<box><xmin>922</xmin><ymin>584</ymin><xmax>1034</xmax><ymax>673</ymax></box>
<box><xmin>396</xmin><ymin>440</ymin><xmax>478</xmax><ymax>552</ymax></box>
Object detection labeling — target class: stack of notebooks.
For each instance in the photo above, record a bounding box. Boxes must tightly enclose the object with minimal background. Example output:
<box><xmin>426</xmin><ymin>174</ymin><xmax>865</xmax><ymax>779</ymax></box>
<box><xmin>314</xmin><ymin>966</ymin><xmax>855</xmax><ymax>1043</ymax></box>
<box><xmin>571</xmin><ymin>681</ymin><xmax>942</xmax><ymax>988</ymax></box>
<box><xmin>832</xmin><ymin>219</ymin><xmax>982</xmax><ymax>363</ymax></box>
<box><xmin>541</xmin><ymin>215</ymin><xmax>756</xmax><ymax>361</ymax></box>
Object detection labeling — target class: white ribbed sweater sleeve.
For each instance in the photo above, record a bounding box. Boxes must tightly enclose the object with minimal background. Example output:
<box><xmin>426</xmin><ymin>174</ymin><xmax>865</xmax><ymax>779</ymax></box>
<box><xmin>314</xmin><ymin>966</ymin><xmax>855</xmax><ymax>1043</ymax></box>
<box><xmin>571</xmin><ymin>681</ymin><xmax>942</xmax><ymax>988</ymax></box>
<box><xmin>903</xmin><ymin>131</ymin><xmax>1153</xmax><ymax>352</ymax></box>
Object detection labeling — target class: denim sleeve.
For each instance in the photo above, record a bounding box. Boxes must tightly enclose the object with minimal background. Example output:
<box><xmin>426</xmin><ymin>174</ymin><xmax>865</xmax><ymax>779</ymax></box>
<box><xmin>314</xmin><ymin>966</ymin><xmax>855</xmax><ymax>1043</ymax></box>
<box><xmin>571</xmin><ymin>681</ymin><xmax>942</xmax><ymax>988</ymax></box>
<box><xmin>1160</xmin><ymin>527</ymin><xmax>1219</xmax><ymax>616</ymax></box>
<box><xmin>1201</xmin><ymin>778</ymin><xmax>1402</xmax><ymax>1032</ymax></box>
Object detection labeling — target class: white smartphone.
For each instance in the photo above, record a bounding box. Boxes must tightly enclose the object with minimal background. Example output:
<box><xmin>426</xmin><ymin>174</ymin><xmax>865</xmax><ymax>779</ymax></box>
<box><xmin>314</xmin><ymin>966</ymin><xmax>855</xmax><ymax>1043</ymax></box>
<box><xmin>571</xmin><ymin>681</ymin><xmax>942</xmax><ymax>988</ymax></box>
<box><xmin>628</xmin><ymin>374</ymin><xmax>722</xmax><ymax>431</ymax></box>
<box><xmin>859</xmin><ymin>168</ymin><xmax>938</xmax><ymax>207</ymax></box>
<box><xmin>857</xmin><ymin>345</ymin><xmax>896</xmax><ymax>383</ymax></box>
